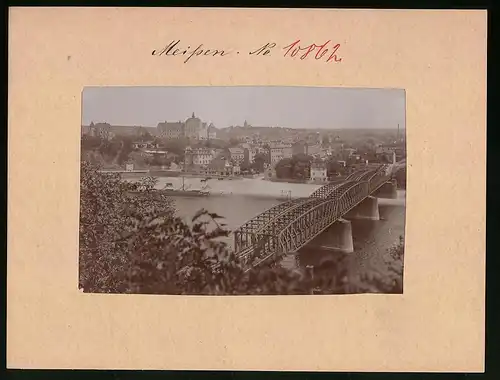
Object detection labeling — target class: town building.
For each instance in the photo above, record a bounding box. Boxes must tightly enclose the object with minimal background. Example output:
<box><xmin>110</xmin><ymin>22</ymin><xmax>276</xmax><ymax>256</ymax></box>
<box><xmin>292</xmin><ymin>142</ymin><xmax>322</xmax><ymax>157</ymax></box>
<box><xmin>330</xmin><ymin>140</ymin><xmax>344</xmax><ymax>152</ymax></box>
<box><xmin>197</xmin><ymin>122</ymin><xmax>209</xmax><ymax>140</ymax></box>
<box><xmin>184</xmin><ymin>147</ymin><xmax>216</xmax><ymax>168</ymax></box>
<box><xmin>240</xmin><ymin>143</ymin><xmax>258</xmax><ymax>165</ymax></box>
<box><xmin>282</xmin><ymin>144</ymin><xmax>293</xmax><ymax>159</ymax></box>
<box><xmin>375</xmin><ymin>150</ymin><xmax>397</xmax><ymax>164</ymax></box>
<box><xmin>307</xmin><ymin>144</ymin><xmax>322</xmax><ymax>157</ymax></box>
<box><xmin>376</xmin><ymin>144</ymin><xmax>400</xmax><ymax>154</ymax></box>
<box><xmin>269</xmin><ymin>146</ymin><xmax>284</xmax><ymax>165</ymax></box>
<box><xmin>85</xmin><ymin>122</ymin><xmax>112</xmax><ymax>140</ymax></box>
<box><xmin>132</xmin><ymin>141</ymin><xmax>160</xmax><ymax>150</ymax></box>
<box><xmin>255</xmin><ymin>146</ymin><xmax>268</xmax><ymax>155</ymax></box>
<box><xmin>207</xmin><ymin>154</ymin><xmax>240</xmax><ymax>176</ymax></box>
<box><xmin>228</xmin><ymin>147</ymin><xmax>245</xmax><ymax>164</ymax></box>
<box><xmin>310</xmin><ymin>162</ymin><xmax>328</xmax><ymax>183</ymax></box>
<box><xmin>306</xmin><ymin>132</ymin><xmax>321</xmax><ymax>145</ymax></box>
<box><xmin>344</xmin><ymin>148</ymin><xmax>357</xmax><ymax>156</ymax></box>
<box><xmin>292</xmin><ymin>141</ymin><xmax>307</xmax><ymax>156</ymax></box>
<box><xmin>208</xmin><ymin>123</ymin><xmax>217</xmax><ymax>140</ymax></box>
<box><xmin>82</xmin><ymin>123</ymin><xmax>157</xmax><ymax>140</ymax></box>
<box><xmin>267</xmin><ymin>143</ymin><xmax>292</xmax><ymax>165</ymax></box>
<box><xmin>157</xmin><ymin>121</ymin><xmax>184</xmax><ymax>139</ymax></box>
<box><xmin>184</xmin><ymin>112</ymin><xmax>202</xmax><ymax>139</ymax></box>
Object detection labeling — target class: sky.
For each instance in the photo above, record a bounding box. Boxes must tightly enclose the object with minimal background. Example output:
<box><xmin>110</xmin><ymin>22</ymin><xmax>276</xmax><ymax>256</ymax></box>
<box><xmin>82</xmin><ymin>86</ymin><xmax>406</xmax><ymax>130</ymax></box>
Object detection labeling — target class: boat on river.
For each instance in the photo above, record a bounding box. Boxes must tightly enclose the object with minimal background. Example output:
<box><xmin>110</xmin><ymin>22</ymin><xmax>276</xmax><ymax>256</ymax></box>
<box><xmin>161</xmin><ymin>189</ymin><xmax>210</xmax><ymax>197</ymax></box>
<box><xmin>160</xmin><ymin>177</ymin><xmax>210</xmax><ymax>197</ymax></box>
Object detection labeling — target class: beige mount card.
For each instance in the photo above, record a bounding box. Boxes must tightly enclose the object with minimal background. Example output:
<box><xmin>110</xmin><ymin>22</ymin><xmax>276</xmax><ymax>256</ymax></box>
<box><xmin>8</xmin><ymin>7</ymin><xmax>486</xmax><ymax>372</ymax></box>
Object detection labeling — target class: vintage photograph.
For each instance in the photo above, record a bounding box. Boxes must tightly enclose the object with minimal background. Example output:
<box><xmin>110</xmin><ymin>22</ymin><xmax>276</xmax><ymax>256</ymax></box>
<box><xmin>79</xmin><ymin>86</ymin><xmax>406</xmax><ymax>295</ymax></box>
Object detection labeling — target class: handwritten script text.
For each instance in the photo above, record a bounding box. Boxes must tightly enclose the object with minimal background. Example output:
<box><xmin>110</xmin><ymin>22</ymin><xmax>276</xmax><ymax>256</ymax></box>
<box><xmin>152</xmin><ymin>39</ymin><xmax>343</xmax><ymax>64</ymax></box>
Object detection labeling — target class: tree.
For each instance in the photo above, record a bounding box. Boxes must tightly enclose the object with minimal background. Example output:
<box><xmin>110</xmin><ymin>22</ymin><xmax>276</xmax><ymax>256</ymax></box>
<box><xmin>275</xmin><ymin>158</ymin><xmax>293</xmax><ymax>179</ymax></box>
<box><xmin>79</xmin><ymin>162</ymin><xmax>310</xmax><ymax>295</ymax></box>
<box><xmin>81</xmin><ymin>135</ymin><xmax>102</xmax><ymax>151</ymax></box>
<box><xmin>275</xmin><ymin>154</ymin><xmax>313</xmax><ymax>180</ymax></box>
<box><xmin>136</xmin><ymin>176</ymin><xmax>159</xmax><ymax>191</ymax></box>
<box><xmin>81</xmin><ymin>135</ymin><xmax>133</xmax><ymax>167</ymax></box>
<box><xmin>325</xmin><ymin>159</ymin><xmax>342</xmax><ymax>177</ymax></box>
<box><xmin>163</xmin><ymin>138</ymin><xmax>188</xmax><ymax>156</ymax></box>
<box><xmin>251</xmin><ymin>152</ymin><xmax>269</xmax><ymax>173</ymax></box>
<box><xmin>240</xmin><ymin>161</ymin><xmax>251</xmax><ymax>173</ymax></box>
<box><xmin>292</xmin><ymin>159</ymin><xmax>310</xmax><ymax>180</ymax></box>
<box><xmin>116</xmin><ymin>137</ymin><xmax>134</xmax><ymax>165</ymax></box>
<box><xmin>229</xmin><ymin>137</ymin><xmax>239</xmax><ymax>147</ymax></box>
<box><xmin>79</xmin><ymin>163</ymin><xmax>171</xmax><ymax>292</ymax></box>
<box><xmin>344</xmin><ymin>236</ymin><xmax>404</xmax><ymax>294</ymax></box>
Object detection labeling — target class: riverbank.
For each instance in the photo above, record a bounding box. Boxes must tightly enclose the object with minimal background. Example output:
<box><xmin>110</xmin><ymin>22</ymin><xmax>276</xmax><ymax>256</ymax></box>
<box><xmin>121</xmin><ymin>172</ymin><xmax>405</xmax><ymax>200</ymax></box>
<box><xmin>265</xmin><ymin>177</ymin><xmax>308</xmax><ymax>184</ymax></box>
<box><xmin>119</xmin><ymin>170</ymin><xmax>258</xmax><ymax>181</ymax></box>
<box><xmin>160</xmin><ymin>176</ymin><xmax>321</xmax><ymax>198</ymax></box>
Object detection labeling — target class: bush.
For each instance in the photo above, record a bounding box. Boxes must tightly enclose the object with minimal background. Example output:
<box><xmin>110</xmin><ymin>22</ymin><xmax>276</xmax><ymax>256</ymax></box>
<box><xmin>79</xmin><ymin>162</ymin><xmax>175</xmax><ymax>292</ymax></box>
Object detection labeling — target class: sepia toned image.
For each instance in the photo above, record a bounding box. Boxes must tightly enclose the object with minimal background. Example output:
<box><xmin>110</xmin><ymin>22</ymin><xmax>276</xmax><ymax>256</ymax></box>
<box><xmin>7</xmin><ymin>7</ymin><xmax>487</xmax><ymax>371</ymax></box>
<box><xmin>79</xmin><ymin>86</ymin><xmax>407</xmax><ymax>296</ymax></box>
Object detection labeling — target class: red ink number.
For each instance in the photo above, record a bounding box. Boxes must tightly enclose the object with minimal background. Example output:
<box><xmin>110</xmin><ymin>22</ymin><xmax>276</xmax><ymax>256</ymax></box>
<box><xmin>283</xmin><ymin>40</ymin><xmax>342</xmax><ymax>63</ymax></box>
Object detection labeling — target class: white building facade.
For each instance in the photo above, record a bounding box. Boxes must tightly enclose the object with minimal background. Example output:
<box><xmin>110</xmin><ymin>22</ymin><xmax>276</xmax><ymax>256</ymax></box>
<box><xmin>184</xmin><ymin>147</ymin><xmax>216</xmax><ymax>167</ymax></box>
<box><xmin>310</xmin><ymin>163</ymin><xmax>328</xmax><ymax>183</ymax></box>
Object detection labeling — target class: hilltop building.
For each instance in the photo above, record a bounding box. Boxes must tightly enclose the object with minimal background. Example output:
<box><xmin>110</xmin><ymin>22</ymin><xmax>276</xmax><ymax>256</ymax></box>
<box><xmin>156</xmin><ymin>113</ymin><xmax>217</xmax><ymax>141</ymax></box>
<box><xmin>82</xmin><ymin>122</ymin><xmax>157</xmax><ymax>140</ymax></box>
<box><xmin>157</xmin><ymin>121</ymin><xmax>184</xmax><ymax>139</ymax></box>
<box><xmin>208</xmin><ymin>124</ymin><xmax>217</xmax><ymax>139</ymax></box>
<box><xmin>82</xmin><ymin>122</ymin><xmax>112</xmax><ymax>140</ymax></box>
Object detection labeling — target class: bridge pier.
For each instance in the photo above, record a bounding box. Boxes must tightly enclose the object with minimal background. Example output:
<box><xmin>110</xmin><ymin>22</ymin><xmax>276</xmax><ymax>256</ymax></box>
<box><xmin>345</xmin><ymin>196</ymin><xmax>380</xmax><ymax>221</ymax></box>
<box><xmin>303</xmin><ymin>218</ymin><xmax>354</xmax><ymax>254</ymax></box>
<box><xmin>374</xmin><ymin>179</ymin><xmax>398</xmax><ymax>199</ymax></box>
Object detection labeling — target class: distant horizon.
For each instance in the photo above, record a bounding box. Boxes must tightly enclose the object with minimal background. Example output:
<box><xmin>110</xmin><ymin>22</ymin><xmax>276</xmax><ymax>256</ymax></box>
<box><xmin>82</xmin><ymin>86</ymin><xmax>406</xmax><ymax>130</ymax></box>
<box><xmin>82</xmin><ymin>123</ymin><xmax>406</xmax><ymax>132</ymax></box>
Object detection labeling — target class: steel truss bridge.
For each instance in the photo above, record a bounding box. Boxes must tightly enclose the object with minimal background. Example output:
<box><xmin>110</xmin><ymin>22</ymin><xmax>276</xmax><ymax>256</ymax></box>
<box><xmin>233</xmin><ymin>163</ymin><xmax>403</xmax><ymax>271</ymax></box>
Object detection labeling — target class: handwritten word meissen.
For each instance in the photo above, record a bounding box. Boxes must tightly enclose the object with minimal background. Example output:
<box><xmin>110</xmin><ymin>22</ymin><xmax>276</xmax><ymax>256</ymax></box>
<box><xmin>152</xmin><ymin>39</ymin><xmax>343</xmax><ymax>64</ymax></box>
<box><xmin>152</xmin><ymin>40</ymin><xmax>231</xmax><ymax>63</ymax></box>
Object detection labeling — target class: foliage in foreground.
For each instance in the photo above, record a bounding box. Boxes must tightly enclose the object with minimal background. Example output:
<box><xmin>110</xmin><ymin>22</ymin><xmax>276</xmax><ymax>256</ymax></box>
<box><xmin>79</xmin><ymin>162</ymin><xmax>404</xmax><ymax>295</ymax></box>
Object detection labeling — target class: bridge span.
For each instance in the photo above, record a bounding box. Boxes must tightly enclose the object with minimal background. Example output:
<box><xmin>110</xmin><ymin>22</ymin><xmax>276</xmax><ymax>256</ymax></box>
<box><xmin>233</xmin><ymin>162</ymin><xmax>405</xmax><ymax>271</ymax></box>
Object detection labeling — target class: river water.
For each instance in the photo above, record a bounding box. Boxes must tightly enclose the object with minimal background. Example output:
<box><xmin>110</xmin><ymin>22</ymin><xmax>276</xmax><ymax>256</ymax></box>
<box><xmin>129</xmin><ymin>176</ymin><xmax>406</xmax><ymax>276</ymax></box>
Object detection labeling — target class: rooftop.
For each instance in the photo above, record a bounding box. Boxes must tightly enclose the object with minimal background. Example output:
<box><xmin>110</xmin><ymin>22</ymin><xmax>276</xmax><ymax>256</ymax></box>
<box><xmin>311</xmin><ymin>162</ymin><xmax>327</xmax><ymax>169</ymax></box>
